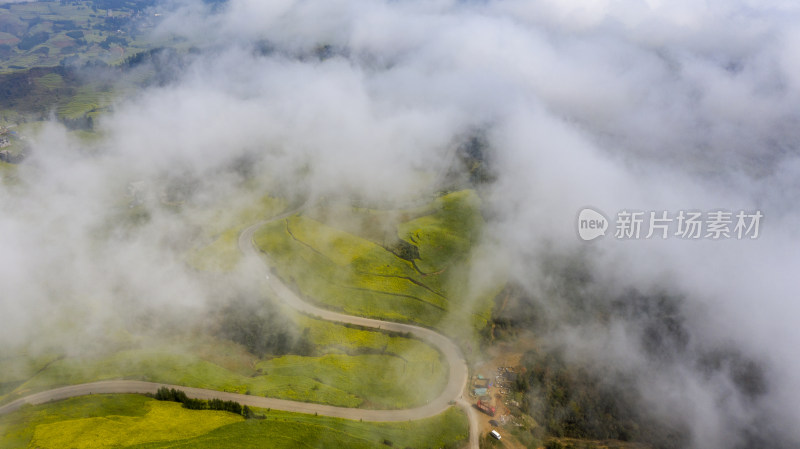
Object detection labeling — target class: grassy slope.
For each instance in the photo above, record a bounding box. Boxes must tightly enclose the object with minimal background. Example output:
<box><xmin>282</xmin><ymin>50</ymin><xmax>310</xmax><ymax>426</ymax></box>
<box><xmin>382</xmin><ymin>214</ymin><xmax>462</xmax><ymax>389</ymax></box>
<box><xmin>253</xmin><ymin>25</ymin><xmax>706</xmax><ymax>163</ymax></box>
<box><xmin>253</xmin><ymin>190</ymin><xmax>502</xmax><ymax>346</ymax></box>
<box><xmin>0</xmin><ymin>352</ymin><xmax>62</xmax><ymax>397</ymax></box>
<box><xmin>3</xmin><ymin>313</ymin><xmax>447</xmax><ymax>410</ymax></box>
<box><xmin>1</xmin><ymin>395</ymin><xmax>150</xmax><ymax>448</ymax></box>
<box><xmin>256</xmin><ymin>353</ymin><xmax>445</xmax><ymax>410</ymax></box>
<box><xmin>186</xmin><ymin>194</ymin><xmax>288</xmax><ymax>272</ymax></box>
<box><xmin>0</xmin><ymin>394</ymin><xmax>468</xmax><ymax>449</ymax></box>
<box><xmin>1</xmin><ymin>191</ymin><xmax>450</xmax><ymax>410</ymax></box>
<box><xmin>255</xmin><ymin>214</ymin><xmax>448</xmax><ymax>324</ymax></box>
<box><xmin>0</xmin><ymin>160</ymin><xmax>18</xmax><ymax>185</ymax></box>
<box><xmin>29</xmin><ymin>400</ymin><xmax>241</xmax><ymax>449</ymax></box>
<box><xmin>186</xmin><ymin>227</ymin><xmax>242</xmax><ymax>271</ymax></box>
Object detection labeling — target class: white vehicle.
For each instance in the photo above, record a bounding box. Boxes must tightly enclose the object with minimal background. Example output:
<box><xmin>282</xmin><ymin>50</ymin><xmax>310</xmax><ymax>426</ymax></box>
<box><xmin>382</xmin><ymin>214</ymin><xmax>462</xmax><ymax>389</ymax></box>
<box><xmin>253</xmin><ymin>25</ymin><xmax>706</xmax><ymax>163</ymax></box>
<box><xmin>490</xmin><ymin>430</ymin><xmax>501</xmax><ymax>440</ymax></box>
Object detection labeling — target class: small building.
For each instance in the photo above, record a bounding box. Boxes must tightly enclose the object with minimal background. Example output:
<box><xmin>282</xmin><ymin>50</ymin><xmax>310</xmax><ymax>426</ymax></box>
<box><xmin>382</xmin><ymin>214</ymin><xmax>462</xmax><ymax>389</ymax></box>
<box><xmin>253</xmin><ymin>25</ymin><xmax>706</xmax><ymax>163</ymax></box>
<box><xmin>473</xmin><ymin>378</ymin><xmax>489</xmax><ymax>388</ymax></box>
<box><xmin>473</xmin><ymin>387</ymin><xmax>488</xmax><ymax>396</ymax></box>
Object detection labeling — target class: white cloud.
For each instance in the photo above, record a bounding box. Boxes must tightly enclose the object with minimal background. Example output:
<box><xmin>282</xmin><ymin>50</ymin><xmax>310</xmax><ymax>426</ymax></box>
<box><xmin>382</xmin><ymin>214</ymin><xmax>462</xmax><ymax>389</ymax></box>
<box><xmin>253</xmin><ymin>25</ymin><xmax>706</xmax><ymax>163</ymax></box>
<box><xmin>2</xmin><ymin>1</ymin><xmax>799</xmax><ymax>447</ymax></box>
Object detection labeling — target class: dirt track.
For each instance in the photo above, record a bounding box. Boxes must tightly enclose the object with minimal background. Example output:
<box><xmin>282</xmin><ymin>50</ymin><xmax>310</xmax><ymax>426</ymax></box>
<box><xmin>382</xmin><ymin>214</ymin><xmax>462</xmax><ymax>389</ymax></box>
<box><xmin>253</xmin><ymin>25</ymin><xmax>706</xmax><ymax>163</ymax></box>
<box><xmin>0</xmin><ymin>208</ymin><xmax>478</xmax><ymax>448</ymax></box>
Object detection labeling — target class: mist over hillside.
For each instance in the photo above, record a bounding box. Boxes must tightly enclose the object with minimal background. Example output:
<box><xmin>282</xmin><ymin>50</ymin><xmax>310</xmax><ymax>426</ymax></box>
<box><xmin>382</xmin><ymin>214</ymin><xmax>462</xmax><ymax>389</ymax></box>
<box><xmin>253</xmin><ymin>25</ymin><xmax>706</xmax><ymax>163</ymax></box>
<box><xmin>1</xmin><ymin>1</ymin><xmax>799</xmax><ymax>448</ymax></box>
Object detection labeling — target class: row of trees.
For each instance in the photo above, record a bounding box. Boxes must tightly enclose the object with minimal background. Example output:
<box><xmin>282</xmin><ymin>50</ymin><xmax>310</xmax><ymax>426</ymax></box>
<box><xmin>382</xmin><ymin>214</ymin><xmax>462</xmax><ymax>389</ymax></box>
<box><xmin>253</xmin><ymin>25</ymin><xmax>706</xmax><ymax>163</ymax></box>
<box><xmin>152</xmin><ymin>387</ymin><xmax>263</xmax><ymax>419</ymax></box>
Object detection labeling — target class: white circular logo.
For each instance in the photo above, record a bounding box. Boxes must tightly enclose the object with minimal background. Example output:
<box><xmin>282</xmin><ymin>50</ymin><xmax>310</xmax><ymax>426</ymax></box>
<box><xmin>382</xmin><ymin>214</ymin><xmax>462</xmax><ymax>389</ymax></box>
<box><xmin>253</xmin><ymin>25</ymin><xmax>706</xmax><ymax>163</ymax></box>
<box><xmin>577</xmin><ymin>207</ymin><xmax>608</xmax><ymax>241</ymax></box>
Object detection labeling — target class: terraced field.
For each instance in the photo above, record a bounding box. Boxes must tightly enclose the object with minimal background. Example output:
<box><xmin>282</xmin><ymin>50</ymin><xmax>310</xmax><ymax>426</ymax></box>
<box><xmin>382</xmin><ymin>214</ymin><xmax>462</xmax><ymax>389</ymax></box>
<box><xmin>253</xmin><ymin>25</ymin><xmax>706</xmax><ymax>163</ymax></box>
<box><xmin>0</xmin><ymin>1</ymin><xmax>158</xmax><ymax>73</ymax></box>
<box><xmin>0</xmin><ymin>394</ymin><xmax>468</xmax><ymax>449</ymax></box>
<box><xmin>55</xmin><ymin>85</ymin><xmax>114</xmax><ymax>120</ymax></box>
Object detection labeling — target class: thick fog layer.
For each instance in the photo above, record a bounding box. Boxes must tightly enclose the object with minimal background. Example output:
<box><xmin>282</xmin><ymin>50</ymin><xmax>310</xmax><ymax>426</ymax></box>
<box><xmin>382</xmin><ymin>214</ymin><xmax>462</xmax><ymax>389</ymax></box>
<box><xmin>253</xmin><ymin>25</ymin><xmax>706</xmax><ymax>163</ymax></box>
<box><xmin>2</xmin><ymin>1</ymin><xmax>799</xmax><ymax>448</ymax></box>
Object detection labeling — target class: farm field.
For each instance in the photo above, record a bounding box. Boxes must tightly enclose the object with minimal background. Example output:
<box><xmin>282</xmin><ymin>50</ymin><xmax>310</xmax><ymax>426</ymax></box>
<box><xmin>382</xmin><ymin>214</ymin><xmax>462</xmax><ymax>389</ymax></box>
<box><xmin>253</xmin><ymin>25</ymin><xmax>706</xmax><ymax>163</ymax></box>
<box><xmin>0</xmin><ymin>394</ymin><xmax>468</xmax><ymax>449</ymax></box>
<box><xmin>0</xmin><ymin>0</ymin><xmax>160</xmax><ymax>74</ymax></box>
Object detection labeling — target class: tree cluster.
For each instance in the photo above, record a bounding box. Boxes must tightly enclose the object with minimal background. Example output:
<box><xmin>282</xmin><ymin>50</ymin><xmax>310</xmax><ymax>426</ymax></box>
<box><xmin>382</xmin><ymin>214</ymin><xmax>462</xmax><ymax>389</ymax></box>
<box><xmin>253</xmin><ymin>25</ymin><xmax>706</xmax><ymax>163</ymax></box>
<box><xmin>152</xmin><ymin>387</ymin><xmax>263</xmax><ymax>418</ymax></box>
<box><xmin>488</xmin><ymin>276</ymin><xmax>696</xmax><ymax>449</ymax></box>
<box><xmin>153</xmin><ymin>386</ymin><xmax>188</xmax><ymax>402</ymax></box>
<box><xmin>383</xmin><ymin>239</ymin><xmax>420</xmax><ymax>262</ymax></box>
<box><xmin>0</xmin><ymin>67</ymin><xmax>79</xmax><ymax>112</ymax></box>
<box><xmin>517</xmin><ymin>350</ymin><xmax>686</xmax><ymax>449</ymax></box>
<box><xmin>17</xmin><ymin>32</ymin><xmax>50</xmax><ymax>51</ymax></box>
<box><xmin>215</xmin><ymin>297</ymin><xmax>313</xmax><ymax>358</ymax></box>
<box><xmin>98</xmin><ymin>35</ymin><xmax>128</xmax><ymax>50</ymax></box>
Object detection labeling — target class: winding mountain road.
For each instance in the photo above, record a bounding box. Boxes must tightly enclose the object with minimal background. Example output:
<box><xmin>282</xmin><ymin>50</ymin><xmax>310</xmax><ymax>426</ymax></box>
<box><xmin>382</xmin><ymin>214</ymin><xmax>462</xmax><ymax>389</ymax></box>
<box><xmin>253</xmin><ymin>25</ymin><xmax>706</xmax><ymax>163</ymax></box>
<box><xmin>0</xmin><ymin>208</ymin><xmax>479</xmax><ymax>449</ymax></box>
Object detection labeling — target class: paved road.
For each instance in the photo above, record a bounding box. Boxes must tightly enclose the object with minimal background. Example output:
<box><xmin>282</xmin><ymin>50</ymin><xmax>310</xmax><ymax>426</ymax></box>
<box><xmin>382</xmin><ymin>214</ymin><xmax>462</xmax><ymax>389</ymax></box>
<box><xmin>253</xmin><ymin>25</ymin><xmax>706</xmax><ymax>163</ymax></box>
<box><xmin>0</xmin><ymin>207</ymin><xmax>478</xmax><ymax>448</ymax></box>
<box><xmin>458</xmin><ymin>398</ymin><xmax>482</xmax><ymax>448</ymax></box>
<box><xmin>0</xmin><ymin>380</ymin><xmax>467</xmax><ymax>423</ymax></box>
